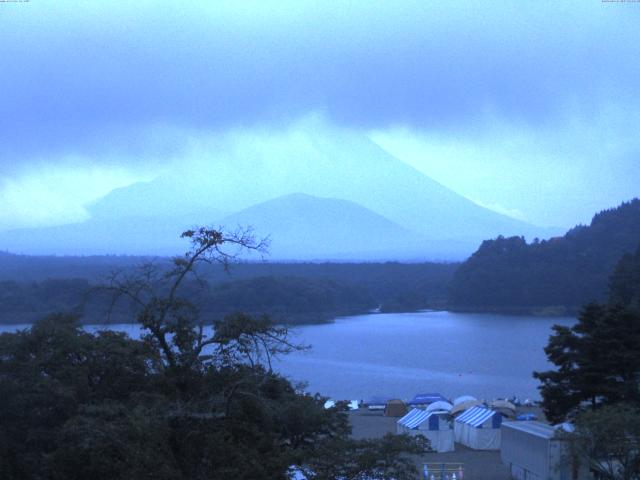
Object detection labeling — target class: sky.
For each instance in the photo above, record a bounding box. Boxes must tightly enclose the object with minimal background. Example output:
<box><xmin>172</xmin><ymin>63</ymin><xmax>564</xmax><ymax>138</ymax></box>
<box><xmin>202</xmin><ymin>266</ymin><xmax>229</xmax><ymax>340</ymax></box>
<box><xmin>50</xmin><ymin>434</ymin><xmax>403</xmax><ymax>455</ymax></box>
<box><xmin>0</xmin><ymin>1</ymin><xmax>639</xmax><ymax>231</ymax></box>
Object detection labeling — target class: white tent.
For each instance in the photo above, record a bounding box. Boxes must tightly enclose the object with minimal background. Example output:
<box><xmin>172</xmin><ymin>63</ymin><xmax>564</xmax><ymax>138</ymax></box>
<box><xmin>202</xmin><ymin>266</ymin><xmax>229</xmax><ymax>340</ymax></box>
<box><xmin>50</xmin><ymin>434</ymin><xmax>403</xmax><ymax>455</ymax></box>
<box><xmin>426</xmin><ymin>400</ymin><xmax>453</xmax><ymax>413</ymax></box>
<box><xmin>490</xmin><ymin>399</ymin><xmax>517</xmax><ymax>418</ymax></box>
<box><xmin>454</xmin><ymin>406</ymin><xmax>502</xmax><ymax>450</ymax></box>
<box><xmin>397</xmin><ymin>408</ymin><xmax>454</xmax><ymax>453</ymax></box>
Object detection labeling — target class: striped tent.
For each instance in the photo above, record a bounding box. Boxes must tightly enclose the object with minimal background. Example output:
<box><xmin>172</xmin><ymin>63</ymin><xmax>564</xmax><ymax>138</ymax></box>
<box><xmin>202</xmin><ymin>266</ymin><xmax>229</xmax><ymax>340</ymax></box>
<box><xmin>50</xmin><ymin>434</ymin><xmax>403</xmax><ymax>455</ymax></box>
<box><xmin>454</xmin><ymin>406</ymin><xmax>502</xmax><ymax>450</ymax></box>
<box><xmin>397</xmin><ymin>408</ymin><xmax>454</xmax><ymax>452</ymax></box>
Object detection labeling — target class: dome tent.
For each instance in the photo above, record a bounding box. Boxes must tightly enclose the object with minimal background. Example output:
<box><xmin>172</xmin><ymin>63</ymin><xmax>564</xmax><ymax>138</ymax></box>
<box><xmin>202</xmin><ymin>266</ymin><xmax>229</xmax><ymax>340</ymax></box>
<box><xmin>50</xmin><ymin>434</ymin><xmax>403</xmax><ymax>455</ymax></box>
<box><xmin>453</xmin><ymin>395</ymin><xmax>477</xmax><ymax>405</ymax></box>
<box><xmin>426</xmin><ymin>400</ymin><xmax>453</xmax><ymax>413</ymax></box>
<box><xmin>384</xmin><ymin>399</ymin><xmax>408</xmax><ymax>417</ymax></box>
<box><xmin>451</xmin><ymin>400</ymin><xmax>483</xmax><ymax>416</ymax></box>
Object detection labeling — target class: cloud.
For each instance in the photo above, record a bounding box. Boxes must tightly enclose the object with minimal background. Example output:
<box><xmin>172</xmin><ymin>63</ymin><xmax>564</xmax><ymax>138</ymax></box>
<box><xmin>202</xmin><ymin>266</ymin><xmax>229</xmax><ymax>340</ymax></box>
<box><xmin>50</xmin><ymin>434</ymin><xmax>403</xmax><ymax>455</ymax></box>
<box><xmin>370</xmin><ymin>106</ymin><xmax>640</xmax><ymax>227</ymax></box>
<box><xmin>0</xmin><ymin>1</ymin><xmax>639</xmax><ymax>166</ymax></box>
<box><xmin>0</xmin><ymin>2</ymin><xmax>638</xmax><ymax>231</ymax></box>
<box><xmin>0</xmin><ymin>162</ymin><xmax>143</xmax><ymax>231</ymax></box>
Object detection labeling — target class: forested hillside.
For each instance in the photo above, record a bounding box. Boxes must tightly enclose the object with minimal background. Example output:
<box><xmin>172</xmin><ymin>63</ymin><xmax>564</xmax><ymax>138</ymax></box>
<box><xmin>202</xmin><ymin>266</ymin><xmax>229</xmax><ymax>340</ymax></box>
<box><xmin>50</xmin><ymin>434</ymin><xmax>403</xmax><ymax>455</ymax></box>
<box><xmin>0</xmin><ymin>260</ymin><xmax>457</xmax><ymax>325</ymax></box>
<box><xmin>449</xmin><ymin>199</ymin><xmax>640</xmax><ymax>314</ymax></box>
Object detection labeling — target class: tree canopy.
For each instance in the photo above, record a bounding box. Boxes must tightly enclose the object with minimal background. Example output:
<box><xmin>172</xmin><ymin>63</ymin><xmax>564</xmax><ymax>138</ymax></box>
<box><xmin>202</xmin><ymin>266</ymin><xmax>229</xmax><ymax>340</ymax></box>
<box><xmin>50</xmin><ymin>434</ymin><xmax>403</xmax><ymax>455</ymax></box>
<box><xmin>449</xmin><ymin>199</ymin><xmax>640</xmax><ymax>314</ymax></box>
<box><xmin>534</xmin><ymin>242</ymin><xmax>640</xmax><ymax>423</ymax></box>
<box><xmin>0</xmin><ymin>227</ymin><xmax>428</xmax><ymax>479</ymax></box>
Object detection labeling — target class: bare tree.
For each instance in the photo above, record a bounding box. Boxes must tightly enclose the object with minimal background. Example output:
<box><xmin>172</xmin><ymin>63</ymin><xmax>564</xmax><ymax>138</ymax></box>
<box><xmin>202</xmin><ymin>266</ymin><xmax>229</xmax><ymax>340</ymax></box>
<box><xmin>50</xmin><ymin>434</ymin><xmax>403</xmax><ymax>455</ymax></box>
<box><xmin>103</xmin><ymin>226</ymin><xmax>271</xmax><ymax>370</ymax></box>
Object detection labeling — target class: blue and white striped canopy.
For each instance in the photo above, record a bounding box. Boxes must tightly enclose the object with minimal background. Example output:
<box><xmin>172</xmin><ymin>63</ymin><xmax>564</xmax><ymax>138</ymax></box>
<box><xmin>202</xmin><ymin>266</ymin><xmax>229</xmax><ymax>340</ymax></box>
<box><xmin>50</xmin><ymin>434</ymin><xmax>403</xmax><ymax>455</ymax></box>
<box><xmin>397</xmin><ymin>408</ymin><xmax>437</xmax><ymax>429</ymax></box>
<box><xmin>455</xmin><ymin>406</ymin><xmax>500</xmax><ymax>428</ymax></box>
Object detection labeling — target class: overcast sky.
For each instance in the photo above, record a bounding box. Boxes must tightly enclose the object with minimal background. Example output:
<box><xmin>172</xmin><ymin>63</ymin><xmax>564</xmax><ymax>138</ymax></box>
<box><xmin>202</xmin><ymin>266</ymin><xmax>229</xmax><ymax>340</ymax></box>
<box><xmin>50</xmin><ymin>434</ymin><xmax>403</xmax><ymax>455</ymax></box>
<box><xmin>1</xmin><ymin>1</ymin><xmax>638</xmax><ymax>230</ymax></box>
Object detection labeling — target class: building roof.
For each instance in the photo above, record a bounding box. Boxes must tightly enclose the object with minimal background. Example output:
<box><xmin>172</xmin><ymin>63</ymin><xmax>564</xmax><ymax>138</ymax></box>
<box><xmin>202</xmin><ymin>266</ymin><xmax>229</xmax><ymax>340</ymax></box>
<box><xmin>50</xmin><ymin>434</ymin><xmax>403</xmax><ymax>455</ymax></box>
<box><xmin>502</xmin><ymin>421</ymin><xmax>560</xmax><ymax>439</ymax></box>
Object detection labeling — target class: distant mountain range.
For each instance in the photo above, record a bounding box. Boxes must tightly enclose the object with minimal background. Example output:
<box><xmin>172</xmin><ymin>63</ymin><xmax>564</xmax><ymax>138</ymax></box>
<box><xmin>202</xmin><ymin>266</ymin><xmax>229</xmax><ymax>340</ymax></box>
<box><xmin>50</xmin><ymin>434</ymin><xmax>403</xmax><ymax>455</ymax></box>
<box><xmin>448</xmin><ymin>199</ymin><xmax>640</xmax><ymax>314</ymax></box>
<box><xmin>0</xmin><ymin>123</ymin><xmax>559</xmax><ymax>260</ymax></box>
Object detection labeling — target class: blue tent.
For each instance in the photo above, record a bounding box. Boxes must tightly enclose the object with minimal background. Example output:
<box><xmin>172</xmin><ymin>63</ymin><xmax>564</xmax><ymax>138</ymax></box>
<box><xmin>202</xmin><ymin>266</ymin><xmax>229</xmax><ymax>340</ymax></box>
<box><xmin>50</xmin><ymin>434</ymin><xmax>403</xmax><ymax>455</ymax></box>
<box><xmin>364</xmin><ymin>396</ymin><xmax>391</xmax><ymax>410</ymax></box>
<box><xmin>407</xmin><ymin>393</ymin><xmax>448</xmax><ymax>406</ymax></box>
<box><xmin>516</xmin><ymin>413</ymin><xmax>538</xmax><ymax>421</ymax></box>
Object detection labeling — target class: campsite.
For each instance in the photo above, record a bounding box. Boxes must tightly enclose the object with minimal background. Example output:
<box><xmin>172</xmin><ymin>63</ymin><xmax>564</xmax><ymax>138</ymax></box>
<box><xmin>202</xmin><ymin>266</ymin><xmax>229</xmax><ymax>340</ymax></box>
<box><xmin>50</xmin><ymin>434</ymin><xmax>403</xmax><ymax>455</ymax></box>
<box><xmin>337</xmin><ymin>393</ymin><xmax>586</xmax><ymax>480</ymax></box>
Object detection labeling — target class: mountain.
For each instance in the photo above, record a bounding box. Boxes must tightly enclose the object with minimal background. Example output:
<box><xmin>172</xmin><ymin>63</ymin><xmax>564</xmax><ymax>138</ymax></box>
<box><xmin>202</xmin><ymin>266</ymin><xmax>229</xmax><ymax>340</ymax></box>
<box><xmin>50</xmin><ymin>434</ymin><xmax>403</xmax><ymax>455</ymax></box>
<box><xmin>0</xmin><ymin>120</ymin><xmax>557</xmax><ymax>259</ymax></box>
<box><xmin>220</xmin><ymin>193</ymin><xmax>428</xmax><ymax>260</ymax></box>
<box><xmin>0</xmin><ymin>213</ymin><xmax>217</xmax><ymax>256</ymax></box>
<box><xmin>448</xmin><ymin>198</ymin><xmax>640</xmax><ymax>314</ymax></box>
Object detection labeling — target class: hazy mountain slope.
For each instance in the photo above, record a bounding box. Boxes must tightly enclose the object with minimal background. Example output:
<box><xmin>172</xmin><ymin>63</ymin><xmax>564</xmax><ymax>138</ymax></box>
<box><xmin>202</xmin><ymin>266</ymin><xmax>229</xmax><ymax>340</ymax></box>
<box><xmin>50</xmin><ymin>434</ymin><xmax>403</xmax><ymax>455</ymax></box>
<box><xmin>220</xmin><ymin>193</ymin><xmax>428</xmax><ymax>260</ymax></box>
<box><xmin>448</xmin><ymin>198</ymin><xmax>640</xmax><ymax>314</ymax></box>
<box><xmin>1</xmin><ymin>121</ymin><xmax>558</xmax><ymax>259</ymax></box>
<box><xmin>0</xmin><ymin>213</ymin><xmax>218</xmax><ymax>256</ymax></box>
<box><xmin>86</xmin><ymin>122</ymin><xmax>555</xmax><ymax>252</ymax></box>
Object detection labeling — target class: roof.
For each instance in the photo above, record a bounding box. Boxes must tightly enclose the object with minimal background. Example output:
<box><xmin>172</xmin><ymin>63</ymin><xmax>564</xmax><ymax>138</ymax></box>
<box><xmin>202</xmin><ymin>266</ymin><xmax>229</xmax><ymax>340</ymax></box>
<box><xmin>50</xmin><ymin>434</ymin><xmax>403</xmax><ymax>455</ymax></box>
<box><xmin>407</xmin><ymin>393</ymin><xmax>448</xmax><ymax>405</ymax></box>
<box><xmin>398</xmin><ymin>408</ymin><xmax>441</xmax><ymax>429</ymax></box>
<box><xmin>502</xmin><ymin>421</ymin><xmax>557</xmax><ymax>439</ymax></box>
<box><xmin>455</xmin><ymin>406</ymin><xmax>500</xmax><ymax>427</ymax></box>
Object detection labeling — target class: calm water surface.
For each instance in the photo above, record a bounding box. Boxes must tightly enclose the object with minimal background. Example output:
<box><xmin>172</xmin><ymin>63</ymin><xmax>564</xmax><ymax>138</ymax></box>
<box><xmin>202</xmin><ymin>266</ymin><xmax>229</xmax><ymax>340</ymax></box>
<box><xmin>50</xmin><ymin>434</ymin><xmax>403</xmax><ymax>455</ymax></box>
<box><xmin>1</xmin><ymin>311</ymin><xmax>574</xmax><ymax>402</ymax></box>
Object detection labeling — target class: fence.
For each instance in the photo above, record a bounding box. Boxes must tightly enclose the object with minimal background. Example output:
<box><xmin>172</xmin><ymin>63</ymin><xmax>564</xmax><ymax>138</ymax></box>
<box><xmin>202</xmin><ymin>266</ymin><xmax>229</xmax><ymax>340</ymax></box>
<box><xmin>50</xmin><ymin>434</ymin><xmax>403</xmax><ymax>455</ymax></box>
<box><xmin>422</xmin><ymin>462</ymin><xmax>464</xmax><ymax>480</ymax></box>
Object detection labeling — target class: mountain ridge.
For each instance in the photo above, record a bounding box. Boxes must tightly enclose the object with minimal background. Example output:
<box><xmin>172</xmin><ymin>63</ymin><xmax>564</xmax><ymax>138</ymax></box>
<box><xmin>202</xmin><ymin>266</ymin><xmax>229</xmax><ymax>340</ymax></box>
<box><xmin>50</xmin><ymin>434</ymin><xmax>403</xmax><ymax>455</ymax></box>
<box><xmin>0</xmin><ymin>124</ymin><xmax>559</xmax><ymax>259</ymax></box>
<box><xmin>448</xmin><ymin>198</ymin><xmax>640</xmax><ymax>313</ymax></box>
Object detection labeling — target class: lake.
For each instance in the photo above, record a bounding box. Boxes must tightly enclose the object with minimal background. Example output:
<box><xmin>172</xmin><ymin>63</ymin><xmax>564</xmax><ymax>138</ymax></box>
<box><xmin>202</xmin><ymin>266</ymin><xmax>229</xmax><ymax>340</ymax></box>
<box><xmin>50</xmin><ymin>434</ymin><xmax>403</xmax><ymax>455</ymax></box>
<box><xmin>0</xmin><ymin>310</ymin><xmax>575</xmax><ymax>402</ymax></box>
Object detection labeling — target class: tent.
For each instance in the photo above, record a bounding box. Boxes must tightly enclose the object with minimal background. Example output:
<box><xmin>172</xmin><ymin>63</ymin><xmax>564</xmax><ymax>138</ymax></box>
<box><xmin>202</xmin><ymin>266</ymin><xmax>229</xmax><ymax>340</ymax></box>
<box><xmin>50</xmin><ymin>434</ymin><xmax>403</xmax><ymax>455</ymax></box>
<box><xmin>426</xmin><ymin>400</ymin><xmax>453</xmax><ymax>413</ymax></box>
<box><xmin>397</xmin><ymin>408</ymin><xmax>454</xmax><ymax>453</ymax></box>
<box><xmin>365</xmin><ymin>396</ymin><xmax>391</xmax><ymax>411</ymax></box>
<box><xmin>384</xmin><ymin>399</ymin><xmax>408</xmax><ymax>417</ymax></box>
<box><xmin>407</xmin><ymin>393</ymin><xmax>447</xmax><ymax>406</ymax></box>
<box><xmin>451</xmin><ymin>399</ymin><xmax>483</xmax><ymax>416</ymax></box>
<box><xmin>323</xmin><ymin>400</ymin><xmax>336</xmax><ymax>409</ymax></box>
<box><xmin>490</xmin><ymin>399</ymin><xmax>517</xmax><ymax>418</ymax></box>
<box><xmin>515</xmin><ymin>413</ymin><xmax>538</xmax><ymax>421</ymax></box>
<box><xmin>454</xmin><ymin>406</ymin><xmax>502</xmax><ymax>450</ymax></box>
<box><xmin>453</xmin><ymin>395</ymin><xmax>477</xmax><ymax>406</ymax></box>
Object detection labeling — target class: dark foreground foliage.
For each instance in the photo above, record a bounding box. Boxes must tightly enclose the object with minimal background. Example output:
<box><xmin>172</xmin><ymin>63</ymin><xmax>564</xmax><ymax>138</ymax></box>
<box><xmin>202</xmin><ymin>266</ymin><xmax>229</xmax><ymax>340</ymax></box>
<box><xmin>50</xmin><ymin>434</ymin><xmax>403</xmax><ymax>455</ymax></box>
<box><xmin>561</xmin><ymin>404</ymin><xmax>640</xmax><ymax>480</ymax></box>
<box><xmin>0</xmin><ymin>315</ymin><xmax>427</xmax><ymax>480</ymax></box>
<box><xmin>0</xmin><ymin>228</ymin><xmax>427</xmax><ymax>479</ymax></box>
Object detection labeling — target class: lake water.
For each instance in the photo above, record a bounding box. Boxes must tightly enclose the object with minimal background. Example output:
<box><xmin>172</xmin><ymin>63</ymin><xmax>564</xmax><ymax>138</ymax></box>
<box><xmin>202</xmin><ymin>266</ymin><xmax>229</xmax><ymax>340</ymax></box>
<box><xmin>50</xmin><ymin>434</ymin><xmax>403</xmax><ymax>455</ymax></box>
<box><xmin>0</xmin><ymin>311</ymin><xmax>575</xmax><ymax>402</ymax></box>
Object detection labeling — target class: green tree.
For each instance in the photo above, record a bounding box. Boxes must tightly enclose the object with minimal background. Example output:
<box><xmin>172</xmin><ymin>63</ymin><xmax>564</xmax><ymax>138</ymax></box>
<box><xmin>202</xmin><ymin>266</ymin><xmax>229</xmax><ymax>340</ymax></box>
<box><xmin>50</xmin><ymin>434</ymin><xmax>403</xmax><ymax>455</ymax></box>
<box><xmin>534</xmin><ymin>304</ymin><xmax>640</xmax><ymax>423</ymax></box>
<box><xmin>0</xmin><ymin>227</ymin><xmax>428</xmax><ymax>479</ymax></box>
<box><xmin>563</xmin><ymin>404</ymin><xmax>640</xmax><ymax>480</ymax></box>
<box><xmin>534</xmin><ymin>242</ymin><xmax>640</xmax><ymax>423</ymax></box>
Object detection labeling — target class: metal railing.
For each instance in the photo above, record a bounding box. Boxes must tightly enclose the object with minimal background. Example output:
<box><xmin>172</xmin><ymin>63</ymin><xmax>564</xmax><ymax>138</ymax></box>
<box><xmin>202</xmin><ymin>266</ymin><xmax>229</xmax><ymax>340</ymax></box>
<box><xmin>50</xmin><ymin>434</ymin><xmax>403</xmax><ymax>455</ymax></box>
<box><xmin>422</xmin><ymin>462</ymin><xmax>465</xmax><ymax>480</ymax></box>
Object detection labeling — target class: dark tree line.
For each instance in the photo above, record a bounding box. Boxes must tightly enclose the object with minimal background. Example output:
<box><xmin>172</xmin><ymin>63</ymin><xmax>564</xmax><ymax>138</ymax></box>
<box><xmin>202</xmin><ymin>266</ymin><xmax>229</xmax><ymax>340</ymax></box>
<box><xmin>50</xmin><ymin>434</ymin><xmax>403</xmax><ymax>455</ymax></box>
<box><xmin>449</xmin><ymin>199</ymin><xmax>640</xmax><ymax>314</ymax></box>
<box><xmin>0</xmin><ymin>227</ymin><xmax>428</xmax><ymax>480</ymax></box>
<box><xmin>0</xmin><ymin>276</ymin><xmax>376</xmax><ymax>326</ymax></box>
<box><xmin>0</xmin><ymin>259</ymin><xmax>457</xmax><ymax>325</ymax></box>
